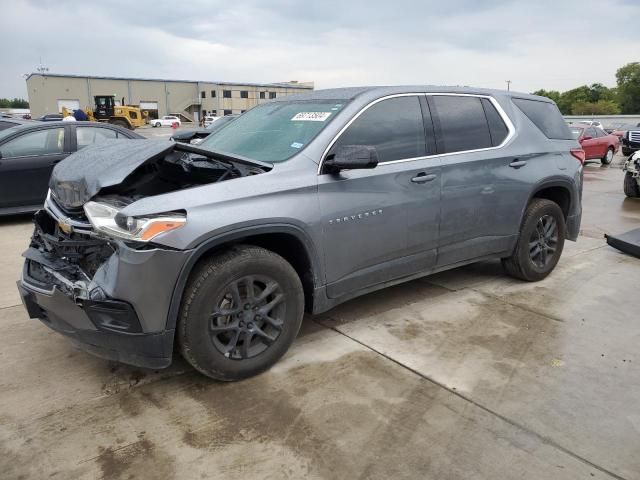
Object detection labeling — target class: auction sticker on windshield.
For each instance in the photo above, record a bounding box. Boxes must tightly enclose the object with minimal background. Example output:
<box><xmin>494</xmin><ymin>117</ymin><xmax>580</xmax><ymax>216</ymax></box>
<box><xmin>291</xmin><ymin>112</ymin><xmax>332</xmax><ymax>122</ymax></box>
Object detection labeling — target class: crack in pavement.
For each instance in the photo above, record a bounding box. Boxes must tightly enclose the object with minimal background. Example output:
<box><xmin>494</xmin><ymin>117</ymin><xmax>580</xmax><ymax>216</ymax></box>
<box><xmin>315</xmin><ymin>317</ymin><xmax>627</xmax><ymax>480</ymax></box>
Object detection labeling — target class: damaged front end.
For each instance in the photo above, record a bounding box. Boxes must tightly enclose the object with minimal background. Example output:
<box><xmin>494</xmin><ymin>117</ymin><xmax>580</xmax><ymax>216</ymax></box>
<box><xmin>18</xmin><ymin>198</ymin><xmax>191</xmax><ymax>368</ymax></box>
<box><xmin>623</xmin><ymin>152</ymin><xmax>640</xmax><ymax>178</ymax></box>
<box><xmin>18</xmin><ymin>140</ymin><xmax>271</xmax><ymax>368</ymax></box>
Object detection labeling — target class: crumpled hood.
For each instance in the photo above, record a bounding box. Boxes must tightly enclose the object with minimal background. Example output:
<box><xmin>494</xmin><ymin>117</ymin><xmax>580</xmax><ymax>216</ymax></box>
<box><xmin>49</xmin><ymin>139</ymin><xmax>174</xmax><ymax>208</ymax></box>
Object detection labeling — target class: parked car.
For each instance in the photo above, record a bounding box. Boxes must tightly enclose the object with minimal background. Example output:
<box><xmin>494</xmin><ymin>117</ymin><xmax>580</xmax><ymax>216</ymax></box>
<box><xmin>172</xmin><ymin>114</ymin><xmax>238</xmax><ymax>144</ymax></box>
<box><xmin>573</xmin><ymin>120</ymin><xmax>605</xmax><ymax>130</ymax></box>
<box><xmin>604</xmin><ymin>123</ymin><xmax>637</xmax><ymax>142</ymax></box>
<box><xmin>621</xmin><ymin>125</ymin><xmax>640</xmax><ymax>156</ymax></box>
<box><xmin>0</xmin><ymin>121</ymin><xmax>143</xmax><ymax>215</ymax></box>
<box><xmin>203</xmin><ymin>116</ymin><xmax>219</xmax><ymax>127</ymax></box>
<box><xmin>18</xmin><ymin>86</ymin><xmax>583</xmax><ymax>381</ymax></box>
<box><xmin>0</xmin><ymin>118</ymin><xmax>35</xmax><ymax>131</ymax></box>
<box><xmin>36</xmin><ymin>114</ymin><xmax>64</xmax><ymax>122</ymax></box>
<box><xmin>150</xmin><ymin>115</ymin><xmax>181</xmax><ymax>127</ymax></box>
<box><xmin>623</xmin><ymin>151</ymin><xmax>640</xmax><ymax>197</ymax></box>
<box><xmin>569</xmin><ymin>125</ymin><xmax>619</xmax><ymax>164</ymax></box>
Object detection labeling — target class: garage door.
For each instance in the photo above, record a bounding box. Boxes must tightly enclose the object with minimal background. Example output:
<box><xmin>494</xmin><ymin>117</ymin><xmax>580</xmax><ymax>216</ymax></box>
<box><xmin>57</xmin><ymin>99</ymin><xmax>80</xmax><ymax>112</ymax></box>
<box><xmin>139</xmin><ymin>101</ymin><xmax>159</xmax><ymax>119</ymax></box>
<box><xmin>139</xmin><ymin>101</ymin><xmax>158</xmax><ymax>110</ymax></box>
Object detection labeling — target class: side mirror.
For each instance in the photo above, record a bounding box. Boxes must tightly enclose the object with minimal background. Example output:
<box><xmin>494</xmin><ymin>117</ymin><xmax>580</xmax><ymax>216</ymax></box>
<box><xmin>581</xmin><ymin>135</ymin><xmax>592</xmax><ymax>141</ymax></box>
<box><xmin>324</xmin><ymin>145</ymin><xmax>379</xmax><ymax>173</ymax></box>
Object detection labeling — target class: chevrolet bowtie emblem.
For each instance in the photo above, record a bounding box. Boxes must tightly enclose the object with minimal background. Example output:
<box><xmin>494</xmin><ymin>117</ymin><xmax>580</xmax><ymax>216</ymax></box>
<box><xmin>58</xmin><ymin>220</ymin><xmax>73</xmax><ymax>234</ymax></box>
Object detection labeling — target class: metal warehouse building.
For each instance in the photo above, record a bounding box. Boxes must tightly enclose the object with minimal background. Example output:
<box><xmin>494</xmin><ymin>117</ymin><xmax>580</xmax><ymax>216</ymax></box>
<box><xmin>25</xmin><ymin>73</ymin><xmax>314</xmax><ymax>122</ymax></box>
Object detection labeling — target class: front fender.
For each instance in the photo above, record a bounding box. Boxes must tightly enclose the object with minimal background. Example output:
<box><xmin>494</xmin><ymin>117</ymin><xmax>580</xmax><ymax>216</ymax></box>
<box><xmin>164</xmin><ymin>222</ymin><xmax>323</xmax><ymax>331</ymax></box>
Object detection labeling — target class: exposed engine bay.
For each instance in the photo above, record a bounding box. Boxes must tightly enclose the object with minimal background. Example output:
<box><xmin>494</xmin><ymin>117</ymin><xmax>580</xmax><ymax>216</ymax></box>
<box><xmin>48</xmin><ymin>139</ymin><xmax>271</xmax><ymax>210</ymax></box>
<box><xmin>96</xmin><ymin>147</ymin><xmax>268</xmax><ymax>202</ymax></box>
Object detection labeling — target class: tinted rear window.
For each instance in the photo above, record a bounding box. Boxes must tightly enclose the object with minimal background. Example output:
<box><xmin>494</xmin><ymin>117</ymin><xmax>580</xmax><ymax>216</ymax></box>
<box><xmin>512</xmin><ymin>98</ymin><xmax>573</xmax><ymax>140</ymax></box>
<box><xmin>431</xmin><ymin>95</ymin><xmax>492</xmax><ymax>153</ymax></box>
<box><xmin>481</xmin><ymin>98</ymin><xmax>509</xmax><ymax>146</ymax></box>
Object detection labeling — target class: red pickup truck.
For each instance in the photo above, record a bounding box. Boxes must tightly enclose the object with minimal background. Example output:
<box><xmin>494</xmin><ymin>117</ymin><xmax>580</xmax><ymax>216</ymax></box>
<box><xmin>569</xmin><ymin>125</ymin><xmax>619</xmax><ymax>164</ymax></box>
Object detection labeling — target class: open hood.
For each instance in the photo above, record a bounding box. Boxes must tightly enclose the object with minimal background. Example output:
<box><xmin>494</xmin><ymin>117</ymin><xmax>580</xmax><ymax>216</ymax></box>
<box><xmin>49</xmin><ymin>139</ymin><xmax>271</xmax><ymax>209</ymax></box>
<box><xmin>50</xmin><ymin>140</ymin><xmax>174</xmax><ymax>209</ymax></box>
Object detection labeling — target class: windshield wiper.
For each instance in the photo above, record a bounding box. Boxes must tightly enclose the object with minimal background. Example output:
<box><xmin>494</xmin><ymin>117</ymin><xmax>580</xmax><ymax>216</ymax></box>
<box><xmin>173</xmin><ymin>142</ymin><xmax>273</xmax><ymax>170</ymax></box>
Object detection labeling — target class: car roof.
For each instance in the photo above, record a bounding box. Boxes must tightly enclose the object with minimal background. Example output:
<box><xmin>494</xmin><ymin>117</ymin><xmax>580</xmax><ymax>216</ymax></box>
<box><xmin>0</xmin><ymin>121</ymin><xmax>144</xmax><ymax>138</ymax></box>
<box><xmin>269</xmin><ymin>85</ymin><xmax>550</xmax><ymax>104</ymax></box>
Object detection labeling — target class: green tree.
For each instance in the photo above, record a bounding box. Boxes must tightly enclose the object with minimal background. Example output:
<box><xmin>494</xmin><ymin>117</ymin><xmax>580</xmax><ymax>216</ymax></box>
<box><xmin>0</xmin><ymin>98</ymin><xmax>29</xmax><ymax>108</ymax></box>
<box><xmin>571</xmin><ymin>100</ymin><xmax>620</xmax><ymax>115</ymax></box>
<box><xmin>557</xmin><ymin>86</ymin><xmax>591</xmax><ymax>114</ymax></box>
<box><xmin>10</xmin><ymin>98</ymin><xmax>29</xmax><ymax>108</ymax></box>
<box><xmin>616</xmin><ymin>62</ymin><xmax>640</xmax><ymax>113</ymax></box>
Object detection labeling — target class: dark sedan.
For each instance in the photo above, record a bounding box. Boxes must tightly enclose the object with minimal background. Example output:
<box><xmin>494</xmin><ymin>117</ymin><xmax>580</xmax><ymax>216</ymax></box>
<box><xmin>0</xmin><ymin>121</ymin><xmax>143</xmax><ymax>215</ymax></box>
<box><xmin>172</xmin><ymin>114</ymin><xmax>238</xmax><ymax>144</ymax></box>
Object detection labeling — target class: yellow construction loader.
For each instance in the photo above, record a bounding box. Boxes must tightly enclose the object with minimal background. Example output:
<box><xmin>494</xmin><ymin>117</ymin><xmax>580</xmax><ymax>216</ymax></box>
<box><xmin>62</xmin><ymin>95</ymin><xmax>147</xmax><ymax>129</ymax></box>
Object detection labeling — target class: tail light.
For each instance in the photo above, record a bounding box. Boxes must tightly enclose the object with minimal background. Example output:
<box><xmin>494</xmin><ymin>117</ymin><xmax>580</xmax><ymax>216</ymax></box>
<box><xmin>570</xmin><ymin>148</ymin><xmax>585</xmax><ymax>164</ymax></box>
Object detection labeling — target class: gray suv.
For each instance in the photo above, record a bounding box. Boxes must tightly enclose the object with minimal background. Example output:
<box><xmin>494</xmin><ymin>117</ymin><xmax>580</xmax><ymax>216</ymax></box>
<box><xmin>17</xmin><ymin>86</ymin><xmax>583</xmax><ymax>381</ymax></box>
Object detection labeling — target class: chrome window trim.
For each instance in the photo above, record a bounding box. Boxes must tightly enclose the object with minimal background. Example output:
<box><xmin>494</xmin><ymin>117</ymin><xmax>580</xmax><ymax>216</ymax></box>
<box><xmin>317</xmin><ymin>92</ymin><xmax>515</xmax><ymax>174</ymax></box>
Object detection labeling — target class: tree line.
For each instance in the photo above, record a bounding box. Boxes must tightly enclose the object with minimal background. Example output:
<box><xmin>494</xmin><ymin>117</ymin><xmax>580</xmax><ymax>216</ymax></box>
<box><xmin>0</xmin><ymin>98</ymin><xmax>29</xmax><ymax>108</ymax></box>
<box><xmin>533</xmin><ymin>62</ymin><xmax>640</xmax><ymax>115</ymax></box>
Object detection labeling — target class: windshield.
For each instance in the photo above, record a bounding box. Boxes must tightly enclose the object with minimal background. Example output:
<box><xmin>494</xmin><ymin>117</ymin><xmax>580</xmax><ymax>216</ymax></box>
<box><xmin>206</xmin><ymin>116</ymin><xmax>235</xmax><ymax>133</ymax></box>
<box><xmin>199</xmin><ymin>100</ymin><xmax>345</xmax><ymax>162</ymax></box>
<box><xmin>569</xmin><ymin>127</ymin><xmax>583</xmax><ymax>139</ymax></box>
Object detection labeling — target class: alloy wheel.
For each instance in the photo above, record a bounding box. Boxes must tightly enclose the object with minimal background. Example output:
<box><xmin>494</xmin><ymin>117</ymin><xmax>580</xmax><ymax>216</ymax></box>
<box><xmin>528</xmin><ymin>214</ymin><xmax>558</xmax><ymax>268</ymax></box>
<box><xmin>209</xmin><ymin>275</ymin><xmax>285</xmax><ymax>360</ymax></box>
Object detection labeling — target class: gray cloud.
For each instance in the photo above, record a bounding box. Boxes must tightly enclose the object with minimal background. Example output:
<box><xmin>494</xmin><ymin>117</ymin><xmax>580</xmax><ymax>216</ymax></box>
<box><xmin>2</xmin><ymin>0</ymin><xmax>639</xmax><ymax>98</ymax></box>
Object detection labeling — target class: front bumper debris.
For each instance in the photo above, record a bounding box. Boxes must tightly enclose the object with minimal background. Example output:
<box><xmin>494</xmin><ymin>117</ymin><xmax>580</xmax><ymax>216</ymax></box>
<box><xmin>17</xmin><ymin>201</ymin><xmax>191</xmax><ymax>368</ymax></box>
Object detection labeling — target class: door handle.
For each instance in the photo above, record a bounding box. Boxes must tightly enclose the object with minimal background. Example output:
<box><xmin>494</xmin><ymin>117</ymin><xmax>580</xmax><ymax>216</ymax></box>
<box><xmin>411</xmin><ymin>173</ymin><xmax>437</xmax><ymax>184</ymax></box>
<box><xmin>509</xmin><ymin>160</ymin><xmax>527</xmax><ymax>169</ymax></box>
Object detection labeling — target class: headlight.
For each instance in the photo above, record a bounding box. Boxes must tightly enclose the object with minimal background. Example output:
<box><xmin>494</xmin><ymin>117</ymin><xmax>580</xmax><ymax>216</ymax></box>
<box><xmin>189</xmin><ymin>138</ymin><xmax>203</xmax><ymax>145</ymax></box>
<box><xmin>83</xmin><ymin>201</ymin><xmax>186</xmax><ymax>242</ymax></box>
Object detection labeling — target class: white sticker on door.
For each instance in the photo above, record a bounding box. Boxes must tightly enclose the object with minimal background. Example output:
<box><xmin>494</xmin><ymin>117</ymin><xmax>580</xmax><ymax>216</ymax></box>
<box><xmin>291</xmin><ymin>112</ymin><xmax>332</xmax><ymax>122</ymax></box>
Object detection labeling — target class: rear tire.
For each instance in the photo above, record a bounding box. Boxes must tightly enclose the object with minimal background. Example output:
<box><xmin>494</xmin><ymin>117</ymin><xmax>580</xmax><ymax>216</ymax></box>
<box><xmin>502</xmin><ymin>199</ymin><xmax>566</xmax><ymax>282</ymax></box>
<box><xmin>601</xmin><ymin>147</ymin><xmax>614</xmax><ymax>165</ymax></box>
<box><xmin>178</xmin><ymin>245</ymin><xmax>304</xmax><ymax>381</ymax></box>
<box><xmin>624</xmin><ymin>172</ymin><xmax>640</xmax><ymax>198</ymax></box>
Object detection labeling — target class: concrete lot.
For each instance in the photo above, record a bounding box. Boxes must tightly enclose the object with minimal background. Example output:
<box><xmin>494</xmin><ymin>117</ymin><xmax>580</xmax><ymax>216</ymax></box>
<box><xmin>0</xmin><ymin>155</ymin><xmax>639</xmax><ymax>479</ymax></box>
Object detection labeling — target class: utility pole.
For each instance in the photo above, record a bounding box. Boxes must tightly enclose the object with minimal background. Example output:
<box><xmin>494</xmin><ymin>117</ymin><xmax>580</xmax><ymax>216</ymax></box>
<box><xmin>506</xmin><ymin>80</ymin><xmax>512</xmax><ymax>91</ymax></box>
<box><xmin>36</xmin><ymin>56</ymin><xmax>49</xmax><ymax>74</ymax></box>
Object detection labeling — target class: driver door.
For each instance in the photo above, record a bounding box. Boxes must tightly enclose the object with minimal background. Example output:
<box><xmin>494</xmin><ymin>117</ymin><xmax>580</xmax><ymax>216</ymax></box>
<box><xmin>318</xmin><ymin>95</ymin><xmax>441</xmax><ymax>299</ymax></box>
<box><xmin>0</xmin><ymin>126</ymin><xmax>69</xmax><ymax>209</ymax></box>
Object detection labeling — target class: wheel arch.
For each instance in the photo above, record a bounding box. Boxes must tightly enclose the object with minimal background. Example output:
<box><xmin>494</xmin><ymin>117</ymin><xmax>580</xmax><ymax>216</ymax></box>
<box><xmin>165</xmin><ymin>224</ymin><xmax>322</xmax><ymax>331</ymax></box>
<box><xmin>527</xmin><ymin>178</ymin><xmax>577</xmax><ymax>220</ymax></box>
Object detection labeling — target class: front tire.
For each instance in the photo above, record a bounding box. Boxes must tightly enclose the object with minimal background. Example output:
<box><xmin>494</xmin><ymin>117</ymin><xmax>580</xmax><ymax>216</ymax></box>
<box><xmin>178</xmin><ymin>245</ymin><xmax>304</xmax><ymax>381</ymax></box>
<box><xmin>624</xmin><ymin>173</ymin><xmax>640</xmax><ymax>198</ymax></box>
<box><xmin>601</xmin><ymin>147</ymin><xmax>614</xmax><ymax>165</ymax></box>
<box><xmin>622</xmin><ymin>147</ymin><xmax>633</xmax><ymax>156</ymax></box>
<box><xmin>502</xmin><ymin>199</ymin><xmax>566</xmax><ymax>282</ymax></box>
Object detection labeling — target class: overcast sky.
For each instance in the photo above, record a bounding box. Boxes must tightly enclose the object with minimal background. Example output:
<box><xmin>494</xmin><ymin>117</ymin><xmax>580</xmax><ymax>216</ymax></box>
<box><xmin>2</xmin><ymin>0</ymin><xmax>639</xmax><ymax>98</ymax></box>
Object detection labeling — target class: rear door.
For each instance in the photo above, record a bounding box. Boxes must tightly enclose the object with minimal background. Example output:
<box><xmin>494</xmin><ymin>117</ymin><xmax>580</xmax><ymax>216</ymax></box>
<box><xmin>430</xmin><ymin>94</ymin><xmax>522</xmax><ymax>266</ymax></box>
<box><xmin>0</xmin><ymin>126</ymin><xmax>70</xmax><ymax>209</ymax></box>
<box><xmin>592</xmin><ymin>127</ymin><xmax>609</xmax><ymax>157</ymax></box>
<box><xmin>319</xmin><ymin>94</ymin><xmax>441</xmax><ymax>298</ymax></box>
